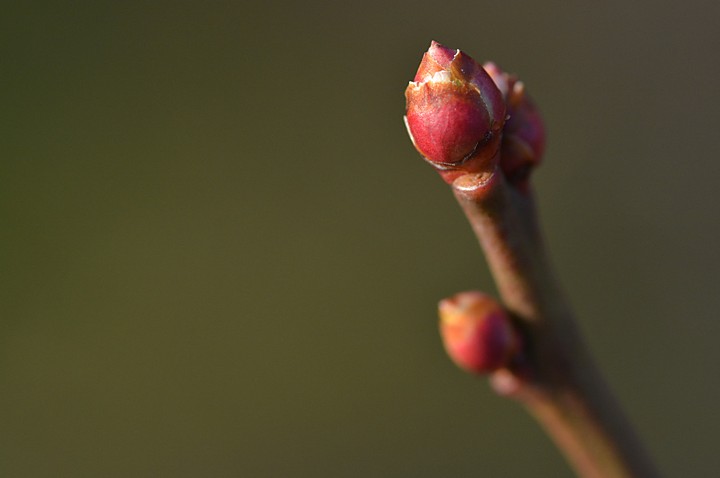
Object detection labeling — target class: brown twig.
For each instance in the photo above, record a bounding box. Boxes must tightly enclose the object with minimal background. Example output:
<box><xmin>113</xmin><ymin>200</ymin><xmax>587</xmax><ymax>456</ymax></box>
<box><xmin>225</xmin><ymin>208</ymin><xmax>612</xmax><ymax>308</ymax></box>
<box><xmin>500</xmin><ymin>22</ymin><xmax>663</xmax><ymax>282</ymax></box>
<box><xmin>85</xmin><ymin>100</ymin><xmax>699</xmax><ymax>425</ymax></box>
<box><xmin>451</xmin><ymin>169</ymin><xmax>660</xmax><ymax>478</ymax></box>
<box><xmin>404</xmin><ymin>40</ymin><xmax>659</xmax><ymax>476</ymax></box>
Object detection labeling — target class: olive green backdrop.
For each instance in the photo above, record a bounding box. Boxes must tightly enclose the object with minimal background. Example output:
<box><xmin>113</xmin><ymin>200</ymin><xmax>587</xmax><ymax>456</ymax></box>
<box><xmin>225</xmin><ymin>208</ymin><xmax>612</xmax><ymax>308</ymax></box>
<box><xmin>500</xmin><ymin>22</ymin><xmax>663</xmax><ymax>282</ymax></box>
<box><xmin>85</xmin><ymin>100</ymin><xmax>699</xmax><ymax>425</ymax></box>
<box><xmin>2</xmin><ymin>1</ymin><xmax>719</xmax><ymax>476</ymax></box>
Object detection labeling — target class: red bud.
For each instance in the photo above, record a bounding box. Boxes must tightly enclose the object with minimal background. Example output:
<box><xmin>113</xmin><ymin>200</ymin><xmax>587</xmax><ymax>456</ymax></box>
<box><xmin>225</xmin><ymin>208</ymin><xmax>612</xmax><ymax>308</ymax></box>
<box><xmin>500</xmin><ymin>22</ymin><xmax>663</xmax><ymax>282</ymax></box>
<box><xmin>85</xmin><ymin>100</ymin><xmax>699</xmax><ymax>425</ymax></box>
<box><xmin>404</xmin><ymin>42</ymin><xmax>506</xmax><ymax>184</ymax></box>
<box><xmin>438</xmin><ymin>291</ymin><xmax>520</xmax><ymax>374</ymax></box>
<box><xmin>484</xmin><ymin>63</ymin><xmax>546</xmax><ymax>190</ymax></box>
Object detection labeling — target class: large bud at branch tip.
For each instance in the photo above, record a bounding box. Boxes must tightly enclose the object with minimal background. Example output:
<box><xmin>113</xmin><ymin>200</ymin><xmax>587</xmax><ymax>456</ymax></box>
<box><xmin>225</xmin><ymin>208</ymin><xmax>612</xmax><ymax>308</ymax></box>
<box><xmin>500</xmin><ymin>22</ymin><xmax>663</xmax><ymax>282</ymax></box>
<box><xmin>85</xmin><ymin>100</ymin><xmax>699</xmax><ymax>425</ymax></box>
<box><xmin>439</xmin><ymin>291</ymin><xmax>520</xmax><ymax>374</ymax></box>
<box><xmin>404</xmin><ymin>41</ymin><xmax>507</xmax><ymax>184</ymax></box>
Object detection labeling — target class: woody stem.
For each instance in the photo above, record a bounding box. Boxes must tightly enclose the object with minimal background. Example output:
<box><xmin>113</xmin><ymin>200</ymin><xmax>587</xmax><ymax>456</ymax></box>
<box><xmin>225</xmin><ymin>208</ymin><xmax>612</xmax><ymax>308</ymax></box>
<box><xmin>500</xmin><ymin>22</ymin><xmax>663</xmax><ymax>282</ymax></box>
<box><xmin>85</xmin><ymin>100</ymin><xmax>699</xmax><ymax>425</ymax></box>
<box><xmin>451</xmin><ymin>169</ymin><xmax>659</xmax><ymax>478</ymax></box>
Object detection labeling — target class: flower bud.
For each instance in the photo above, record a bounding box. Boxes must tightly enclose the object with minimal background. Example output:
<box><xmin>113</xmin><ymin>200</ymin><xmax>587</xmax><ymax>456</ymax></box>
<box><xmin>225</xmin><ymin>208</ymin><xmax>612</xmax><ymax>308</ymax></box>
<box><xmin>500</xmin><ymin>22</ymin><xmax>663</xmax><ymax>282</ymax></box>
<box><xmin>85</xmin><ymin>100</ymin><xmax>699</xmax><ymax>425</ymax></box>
<box><xmin>438</xmin><ymin>291</ymin><xmax>520</xmax><ymax>374</ymax></box>
<box><xmin>404</xmin><ymin>42</ymin><xmax>507</xmax><ymax>184</ymax></box>
<box><xmin>484</xmin><ymin>63</ymin><xmax>546</xmax><ymax>190</ymax></box>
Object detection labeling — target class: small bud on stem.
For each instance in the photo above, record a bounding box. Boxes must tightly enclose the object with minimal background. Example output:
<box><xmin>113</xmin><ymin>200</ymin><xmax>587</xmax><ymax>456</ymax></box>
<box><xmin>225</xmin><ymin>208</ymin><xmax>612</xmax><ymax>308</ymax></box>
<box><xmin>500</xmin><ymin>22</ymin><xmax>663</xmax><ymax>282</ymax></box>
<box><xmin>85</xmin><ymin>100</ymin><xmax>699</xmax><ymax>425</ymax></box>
<box><xmin>483</xmin><ymin>63</ymin><xmax>546</xmax><ymax>192</ymax></box>
<box><xmin>438</xmin><ymin>291</ymin><xmax>520</xmax><ymax>374</ymax></box>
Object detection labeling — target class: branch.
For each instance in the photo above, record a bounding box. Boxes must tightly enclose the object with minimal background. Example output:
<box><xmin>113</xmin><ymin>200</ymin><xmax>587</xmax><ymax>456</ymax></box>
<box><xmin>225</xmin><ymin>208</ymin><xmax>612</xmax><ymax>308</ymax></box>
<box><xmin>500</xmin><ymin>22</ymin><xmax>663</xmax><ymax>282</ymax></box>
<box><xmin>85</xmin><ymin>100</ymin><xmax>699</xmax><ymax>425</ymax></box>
<box><xmin>453</xmin><ymin>170</ymin><xmax>659</xmax><ymax>478</ymax></box>
<box><xmin>404</xmin><ymin>41</ymin><xmax>660</xmax><ymax>477</ymax></box>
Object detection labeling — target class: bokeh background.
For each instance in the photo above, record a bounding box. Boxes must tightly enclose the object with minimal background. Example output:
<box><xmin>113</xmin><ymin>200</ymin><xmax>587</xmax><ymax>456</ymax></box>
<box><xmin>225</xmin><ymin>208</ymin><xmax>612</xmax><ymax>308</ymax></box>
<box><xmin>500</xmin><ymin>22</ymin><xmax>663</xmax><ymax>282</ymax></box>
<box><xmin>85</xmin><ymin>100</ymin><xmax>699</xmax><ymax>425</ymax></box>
<box><xmin>2</xmin><ymin>1</ymin><xmax>719</xmax><ymax>476</ymax></box>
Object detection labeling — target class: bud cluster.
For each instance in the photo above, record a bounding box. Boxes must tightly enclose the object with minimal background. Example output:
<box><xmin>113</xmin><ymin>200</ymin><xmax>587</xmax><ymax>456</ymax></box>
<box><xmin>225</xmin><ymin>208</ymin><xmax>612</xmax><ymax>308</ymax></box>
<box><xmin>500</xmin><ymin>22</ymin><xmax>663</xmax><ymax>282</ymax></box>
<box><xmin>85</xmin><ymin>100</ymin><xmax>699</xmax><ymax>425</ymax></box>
<box><xmin>404</xmin><ymin>41</ymin><xmax>545</xmax><ymax>188</ymax></box>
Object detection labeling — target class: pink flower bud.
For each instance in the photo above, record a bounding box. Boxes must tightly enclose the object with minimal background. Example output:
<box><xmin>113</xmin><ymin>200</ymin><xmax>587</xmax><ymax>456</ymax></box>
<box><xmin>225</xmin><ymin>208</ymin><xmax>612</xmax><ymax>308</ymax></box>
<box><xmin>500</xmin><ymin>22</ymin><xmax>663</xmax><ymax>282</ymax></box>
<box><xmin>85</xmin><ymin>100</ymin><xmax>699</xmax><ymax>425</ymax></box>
<box><xmin>484</xmin><ymin>63</ymin><xmax>546</xmax><ymax>191</ymax></box>
<box><xmin>438</xmin><ymin>291</ymin><xmax>520</xmax><ymax>374</ymax></box>
<box><xmin>404</xmin><ymin>42</ymin><xmax>507</xmax><ymax>184</ymax></box>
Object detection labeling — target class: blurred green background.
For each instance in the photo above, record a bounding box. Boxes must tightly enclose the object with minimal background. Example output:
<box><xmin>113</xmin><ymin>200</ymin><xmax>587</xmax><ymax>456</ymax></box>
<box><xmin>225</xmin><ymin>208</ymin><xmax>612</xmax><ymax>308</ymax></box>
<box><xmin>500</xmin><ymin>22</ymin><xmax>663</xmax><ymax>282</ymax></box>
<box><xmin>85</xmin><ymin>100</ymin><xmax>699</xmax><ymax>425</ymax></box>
<box><xmin>2</xmin><ymin>1</ymin><xmax>719</xmax><ymax>476</ymax></box>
